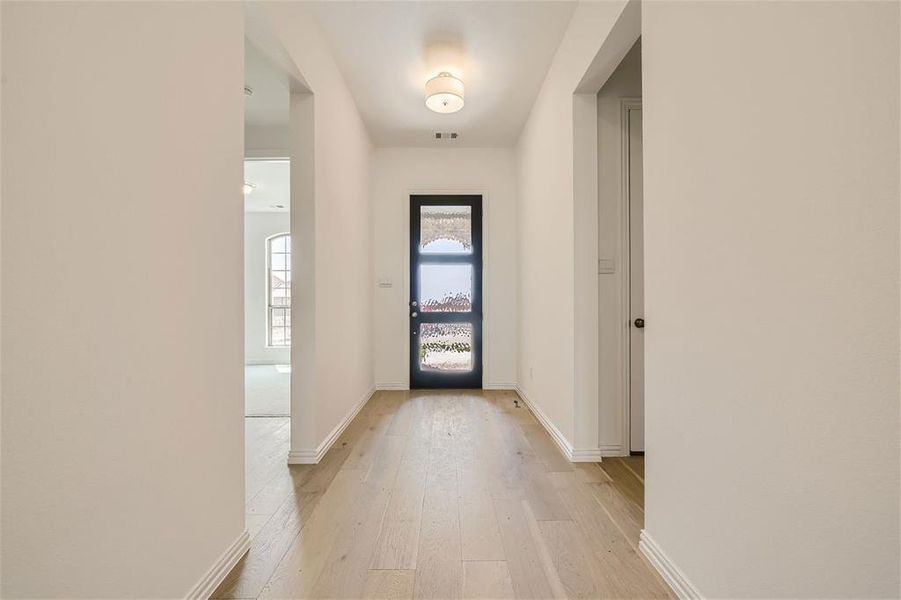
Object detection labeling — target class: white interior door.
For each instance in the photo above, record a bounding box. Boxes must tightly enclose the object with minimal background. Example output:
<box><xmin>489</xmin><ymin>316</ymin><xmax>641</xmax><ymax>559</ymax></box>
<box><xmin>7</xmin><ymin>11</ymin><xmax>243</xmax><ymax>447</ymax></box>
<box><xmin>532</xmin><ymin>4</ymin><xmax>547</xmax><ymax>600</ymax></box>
<box><xmin>628</xmin><ymin>107</ymin><xmax>645</xmax><ymax>453</ymax></box>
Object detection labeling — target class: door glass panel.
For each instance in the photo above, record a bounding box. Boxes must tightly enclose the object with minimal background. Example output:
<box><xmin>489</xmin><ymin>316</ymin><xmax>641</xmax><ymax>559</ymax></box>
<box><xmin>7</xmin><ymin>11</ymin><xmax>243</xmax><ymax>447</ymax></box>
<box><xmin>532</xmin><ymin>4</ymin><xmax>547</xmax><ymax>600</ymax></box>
<box><xmin>420</xmin><ymin>206</ymin><xmax>472</xmax><ymax>254</ymax></box>
<box><xmin>419</xmin><ymin>323</ymin><xmax>473</xmax><ymax>372</ymax></box>
<box><xmin>420</xmin><ymin>264</ymin><xmax>472</xmax><ymax>312</ymax></box>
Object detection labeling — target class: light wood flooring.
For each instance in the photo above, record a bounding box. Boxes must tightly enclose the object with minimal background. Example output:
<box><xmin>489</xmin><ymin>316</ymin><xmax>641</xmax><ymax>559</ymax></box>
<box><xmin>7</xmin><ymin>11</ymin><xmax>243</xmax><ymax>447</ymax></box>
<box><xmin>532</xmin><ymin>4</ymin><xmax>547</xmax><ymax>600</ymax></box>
<box><xmin>214</xmin><ymin>390</ymin><xmax>671</xmax><ymax>599</ymax></box>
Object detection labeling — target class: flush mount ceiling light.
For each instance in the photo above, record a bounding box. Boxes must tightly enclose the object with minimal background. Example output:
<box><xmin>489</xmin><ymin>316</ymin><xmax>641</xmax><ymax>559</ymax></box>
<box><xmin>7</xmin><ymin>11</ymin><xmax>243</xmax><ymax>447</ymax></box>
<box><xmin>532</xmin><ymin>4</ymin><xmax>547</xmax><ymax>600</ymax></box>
<box><xmin>425</xmin><ymin>72</ymin><xmax>464</xmax><ymax>114</ymax></box>
<box><xmin>242</xmin><ymin>181</ymin><xmax>255</xmax><ymax>195</ymax></box>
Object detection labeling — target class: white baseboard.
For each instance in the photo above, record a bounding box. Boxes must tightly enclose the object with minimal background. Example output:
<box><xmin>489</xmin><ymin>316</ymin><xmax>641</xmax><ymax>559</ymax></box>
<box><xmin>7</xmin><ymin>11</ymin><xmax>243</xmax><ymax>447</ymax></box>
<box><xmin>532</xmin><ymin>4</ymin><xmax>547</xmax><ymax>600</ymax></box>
<box><xmin>599</xmin><ymin>443</ymin><xmax>626</xmax><ymax>457</ymax></box>
<box><xmin>639</xmin><ymin>530</ymin><xmax>702</xmax><ymax>599</ymax></box>
<box><xmin>375</xmin><ymin>382</ymin><xmax>409</xmax><ymax>391</ymax></box>
<box><xmin>571</xmin><ymin>448</ymin><xmax>604</xmax><ymax>461</ymax></box>
<box><xmin>185</xmin><ymin>529</ymin><xmax>249</xmax><ymax>599</ymax></box>
<box><xmin>514</xmin><ymin>387</ymin><xmax>575</xmax><ymax>461</ymax></box>
<box><xmin>483</xmin><ymin>383</ymin><xmax>517</xmax><ymax>390</ymax></box>
<box><xmin>287</xmin><ymin>387</ymin><xmax>375</xmax><ymax>464</ymax></box>
<box><xmin>286</xmin><ymin>448</ymin><xmax>320</xmax><ymax>464</ymax></box>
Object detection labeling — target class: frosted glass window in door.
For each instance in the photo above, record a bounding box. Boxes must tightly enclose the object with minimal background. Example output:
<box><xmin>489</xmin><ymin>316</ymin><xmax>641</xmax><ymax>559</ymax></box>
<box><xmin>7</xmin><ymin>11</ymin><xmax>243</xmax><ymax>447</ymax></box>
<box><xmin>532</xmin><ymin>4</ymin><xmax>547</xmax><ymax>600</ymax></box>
<box><xmin>419</xmin><ymin>264</ymin><xmax>472</xmax><ymax>312</ymax></box>
<box><xmin>420</xmin><ymin>206</ymin><xmax>472</xmax><ymax>254</ymax></box>
<box><xmin>419</xmin><ymin>323</ymin><xmax>473</xmax><ymax>372</ymax></box>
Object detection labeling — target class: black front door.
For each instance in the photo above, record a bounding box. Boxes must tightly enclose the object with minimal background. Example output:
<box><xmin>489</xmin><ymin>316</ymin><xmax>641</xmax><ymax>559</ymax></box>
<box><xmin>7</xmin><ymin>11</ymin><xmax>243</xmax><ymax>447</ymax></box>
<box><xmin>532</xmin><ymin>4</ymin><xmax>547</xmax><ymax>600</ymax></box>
<box><xmin>409</xmin><ymin>195</ymin><xmax>483</xmax><ymax>389</ymax></box>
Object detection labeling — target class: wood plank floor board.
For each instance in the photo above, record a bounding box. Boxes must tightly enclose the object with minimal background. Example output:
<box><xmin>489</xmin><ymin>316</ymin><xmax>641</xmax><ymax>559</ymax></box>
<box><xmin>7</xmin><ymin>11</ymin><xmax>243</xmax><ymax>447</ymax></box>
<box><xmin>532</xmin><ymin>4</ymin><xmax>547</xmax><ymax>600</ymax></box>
<box><xmin>295</xmin><ymin>436</ymin><xmax>356</xmax><ymax>494</ymax></box>
<box><xmin>370</xmin><ymin>397</ymin><xmax>434</xmax><ymax>570</ymax></box>
<box><xmin>212</xmin><ymin>489</ymin><xmax>320</xmax><ymax>599</ymax></box>
<box><xmin>459</xmin><ymin>489</ymin><xmax>506</xmax><ymax>561</ymax></box>
<box><xmin>480</xmin><ymin>397</ymin><xmax>572</xmax><ymax>523</ymax></box>
<box><xmin>385</xmin><ymin>391</ymin><xmax>415</xmax><ymax>437</ymax></box>
<box><xmin>586</xmin><ymin>480</ymin><xmax>645</xmax><ymax>550</ymax></box>
<box><xmin>412</xmin><ymin>399</ymin><xmax>464</xmax><ymax>600</ymax></box>
<box><xmin>309</xmin><ymin>435</ymin><xmax>407</xmax><ymax>599</ymax></box>
<box><xmin>245</xmin><ymin>466</ymin><xmax>307</xmax><ymax>517</ymax></box>
<box><xmin>456</xmin><ymin>396</ymin><xmax>507</xmax><ymax>562</ymax></box>
<box><xmin>520</xmin><ymin>423</ymin><xmax>574</xmax><ymax>473</ymax></box>
<box><xmin>494</xmin><ymin>394</ymin><xmax>538</xmax><ymax>428</ymax></box>
<box><xmin>244</xmin><ymin>419</ymin><xmax>292</xmax><ymax>502</ymax></box>
<box><xmin>246</xmin><ymin>514</ymin><xmax>273</xmax><ymax>540</ymax></box>
<box><xmin>363</xmin><ymin>569</ymin><xmax>416</xmax><ymax>600</ymax></box>
<box><xmin>221</xmin><ymin>390</ymin><xmax>672</xmax><ymax>600</ymax></box>
<box><xmin>547</xmin><ymin>471</ymin><xmax>637</xmax><ymax>553</ymax></box>
<box><xmin>257</xmin><ymin>469</ymin><xmax>367</xmax><ymax>599</ymax></box>
<box><xmin>573</xmin><ymin>462</ymin><xmax>610</xmax><ymax>484</ymax></box>
<box><xmin>342</xmin><ymin>394</ymin><xmax>403</xmax><ymax>473</ymax></box>
<box><xmin>462</xmin><ymin>561</ymin><xmax>515</xmax><ymax>600</ymax></box>
<box><xmin>619</xmin><ymin>455</ymin><xmax>644</xmax><ymax>481</ymax></box>
<box><xmin>598</xmin><ymin>457</ymin><xmax>644</xmax><ymax>510</ymax></box>
<box><xmin>536</xmin><ymin>519</ymin><xmax>602</xmax><ymax>599</ymax></box>
<box><xmin>548</xmin><ymin>471</ymin><xmax>671</xmax><ymax>599</ymax></box>
<box><xmin>457</xmin><ymin>396</ymin><xmax>510</xmax><ymax>496</ymax></box>
<box><xmin>521</xmin><ymin>466</ymin><xmax>572</xmax><ymax>522</ymax></box>
<box><xmin>491</xmin><ymin>497</ymin><xmax>555</xmax><ymax>600</ymax></box>
<box><xmin>255</xmin><ymin>399</ymin><xmax>384</xmax><ymax>599</ymax></box>
<box><xmin>413</xmin><ymin>486</ymin><xmax>464</xmax><ymax>599</ymax></box>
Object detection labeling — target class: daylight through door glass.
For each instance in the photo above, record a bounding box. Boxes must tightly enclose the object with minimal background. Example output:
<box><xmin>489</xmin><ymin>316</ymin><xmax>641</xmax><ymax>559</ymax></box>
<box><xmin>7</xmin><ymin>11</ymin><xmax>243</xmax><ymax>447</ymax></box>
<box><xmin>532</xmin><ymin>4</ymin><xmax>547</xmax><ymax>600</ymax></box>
<box><xmin>419</xmin><ymin>323</ymin><xmax>473</xmax><ymax>372</ymax></box>
<box><xmin>419</xmin><ymin>206</ymin><xmax>472</xmax><ymax>254</ymax></box>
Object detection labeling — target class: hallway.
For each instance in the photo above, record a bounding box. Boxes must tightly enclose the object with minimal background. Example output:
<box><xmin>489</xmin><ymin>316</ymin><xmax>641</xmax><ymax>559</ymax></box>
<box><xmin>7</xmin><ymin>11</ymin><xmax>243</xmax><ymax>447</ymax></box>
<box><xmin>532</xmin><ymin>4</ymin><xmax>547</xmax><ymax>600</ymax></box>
<box><xmin>215</xmin><ymin>391</ymin><xmax>670</xmax><ymax>599</ymax></box>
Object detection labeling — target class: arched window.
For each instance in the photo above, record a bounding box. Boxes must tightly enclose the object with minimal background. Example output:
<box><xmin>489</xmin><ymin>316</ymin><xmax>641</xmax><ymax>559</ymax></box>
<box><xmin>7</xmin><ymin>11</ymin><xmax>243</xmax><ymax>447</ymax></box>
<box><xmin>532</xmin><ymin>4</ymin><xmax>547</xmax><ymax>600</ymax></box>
<box><xmin>267</xmin><ymin>233</ymin><xmax>291</xmax><ymax>347</ymax></box>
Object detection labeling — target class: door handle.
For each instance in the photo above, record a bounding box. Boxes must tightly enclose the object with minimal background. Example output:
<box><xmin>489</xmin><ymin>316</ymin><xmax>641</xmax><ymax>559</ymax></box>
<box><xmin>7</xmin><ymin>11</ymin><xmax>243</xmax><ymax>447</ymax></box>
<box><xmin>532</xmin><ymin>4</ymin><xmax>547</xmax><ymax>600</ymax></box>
<box><xmin>633</xmin><ymin>318</ymin><xmax>645</xmax><ymax>329</ymax></box>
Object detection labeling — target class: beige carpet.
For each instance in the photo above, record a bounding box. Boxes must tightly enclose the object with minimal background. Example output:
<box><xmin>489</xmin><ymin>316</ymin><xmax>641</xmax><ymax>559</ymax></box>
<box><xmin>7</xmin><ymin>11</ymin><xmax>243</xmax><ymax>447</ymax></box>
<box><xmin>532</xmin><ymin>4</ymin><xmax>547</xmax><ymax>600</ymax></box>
<box><xmin>245</xmin><ymin>365</ymin><xmax>290</xmax><ymax>416</ymax></box>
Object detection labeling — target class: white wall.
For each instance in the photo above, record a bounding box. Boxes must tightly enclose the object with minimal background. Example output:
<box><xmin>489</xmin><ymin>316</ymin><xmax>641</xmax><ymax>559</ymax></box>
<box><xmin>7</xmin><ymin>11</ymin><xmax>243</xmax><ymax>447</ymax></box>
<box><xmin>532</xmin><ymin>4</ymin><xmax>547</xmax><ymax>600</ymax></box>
<box><xmin>371</xmin><ymin>148</ymin><xmax>518</xmax><ymax>390</ymax></box>
<box><xmin>597</xmin><ymin>41</ymin><xmax>641</xmax><ymax>454</ymax></box>
<box><xmin>642</xmin><ymin>2</ymin><xmax>900</xmax><ymax>597</ymax></box>
<box><xmin>516</xmin><ymin>0</ymin><xmax>630</xmax><ymax>455</ymax></box>
<box><xmin>245</xmin><ymin>212</ymin><xmax>291</xmax><ymax>365</ymax></box>
<box><xmin>246</xmin><ymin>124</ymin><xmax>289</xmax><ymax>158</ymax></box>
<box><xmin>262</xmin><ymin>3</ymin><xmax>374</xmax><ymax>457</ymax></box>
<box><xmin>0</xmin><ymin>6</ymin><xmax>4</xmax><ymax>587</ymax></box>
<box><xmin>1</xmin><ymin>3</ymin><xmax>245</xmax><ymax>597</ymax></box>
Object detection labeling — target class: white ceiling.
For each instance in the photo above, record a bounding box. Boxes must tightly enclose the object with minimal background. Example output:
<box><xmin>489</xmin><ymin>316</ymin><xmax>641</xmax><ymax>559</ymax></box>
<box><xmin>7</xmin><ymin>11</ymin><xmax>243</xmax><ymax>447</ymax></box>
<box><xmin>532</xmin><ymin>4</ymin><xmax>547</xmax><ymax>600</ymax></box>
<box><xmin>244</xmin><ymin>159</ymin><xmax>290</xmax><ymax>213</ymax></box>
<box><xmin>304</xmin><ymin>1</ymin><xmax>576</xmax><ymax>147</ymax></box>
<box><xmin>244</xmin><ymin>41</ymin><xmax>289</xmax><ymax>130</ymax></box>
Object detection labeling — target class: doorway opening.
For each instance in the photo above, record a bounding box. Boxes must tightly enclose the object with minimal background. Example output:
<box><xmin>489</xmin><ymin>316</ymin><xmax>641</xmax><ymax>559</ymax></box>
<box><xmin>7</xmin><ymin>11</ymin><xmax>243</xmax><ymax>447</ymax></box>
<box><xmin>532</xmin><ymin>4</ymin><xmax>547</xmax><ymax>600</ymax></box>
<box><xmin>596</xmin><ymin>38</ymin><xmax>643</xmax><ymax>457</ymax></box>
<box><xmin>623</xmin><ymin>100</ymin><xmax>643</xmax><ymax>454</ymax></box>
<box><xmin>244</xmin><ymin>158</ymin><xmax>290</xmax><ymax>417</ymax></box>
<box><xmin>243</xmin><ymin>38</ymin><xmax>293</xmax><ymax>417</ymax></box>
<box><xmin>409</xmin><ymin>195</ymin><xmax>483</xmax><ymax>389</ymax></box>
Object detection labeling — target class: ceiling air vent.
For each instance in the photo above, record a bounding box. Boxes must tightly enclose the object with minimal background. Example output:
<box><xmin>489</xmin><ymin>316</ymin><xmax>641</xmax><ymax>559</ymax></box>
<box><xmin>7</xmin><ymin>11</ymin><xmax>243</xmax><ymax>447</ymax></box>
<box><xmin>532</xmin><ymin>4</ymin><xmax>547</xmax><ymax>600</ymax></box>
<box><xmin>434</xmin><ymin>132</ymin><xmax>459</xmax><ymax>141</ymax></box>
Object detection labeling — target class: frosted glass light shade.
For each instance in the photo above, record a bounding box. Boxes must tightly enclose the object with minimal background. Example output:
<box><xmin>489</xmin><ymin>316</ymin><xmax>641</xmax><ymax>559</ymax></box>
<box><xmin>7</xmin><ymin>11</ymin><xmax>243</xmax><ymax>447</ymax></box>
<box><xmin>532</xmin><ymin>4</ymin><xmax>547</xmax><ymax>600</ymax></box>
<box><xmin>425</xmin><ymin>72</ymin><xmax>464</xmax><ymax>114</ymax></box>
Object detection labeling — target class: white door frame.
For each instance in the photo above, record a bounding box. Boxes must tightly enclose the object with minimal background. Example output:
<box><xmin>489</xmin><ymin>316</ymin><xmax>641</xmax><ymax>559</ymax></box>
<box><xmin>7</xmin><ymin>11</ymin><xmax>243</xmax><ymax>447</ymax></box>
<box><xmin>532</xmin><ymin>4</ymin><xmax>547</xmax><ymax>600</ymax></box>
<box><xmin>620</xmin><ymin>98</ymin><xmax>642</xmax><ymax>456</ymax></box>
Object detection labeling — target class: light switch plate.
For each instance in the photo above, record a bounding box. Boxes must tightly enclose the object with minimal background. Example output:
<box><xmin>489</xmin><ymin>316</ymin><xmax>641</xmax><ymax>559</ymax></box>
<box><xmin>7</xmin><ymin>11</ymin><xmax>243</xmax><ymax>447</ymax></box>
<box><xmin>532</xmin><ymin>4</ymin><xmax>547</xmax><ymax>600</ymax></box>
<box><xmin>598</xmin><ymin>258</ymin><xmax>615</xmax><ymax>274</ymax></box>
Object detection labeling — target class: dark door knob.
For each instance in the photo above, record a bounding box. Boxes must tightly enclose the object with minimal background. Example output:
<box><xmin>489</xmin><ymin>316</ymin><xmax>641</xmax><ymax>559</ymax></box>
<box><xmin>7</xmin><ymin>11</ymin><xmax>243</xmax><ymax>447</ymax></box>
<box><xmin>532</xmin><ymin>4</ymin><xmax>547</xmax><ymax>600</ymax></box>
<box><xmin>633</xmin><ymin>318</ymin><xmax>645</xmax><ymax>329</ymax></box>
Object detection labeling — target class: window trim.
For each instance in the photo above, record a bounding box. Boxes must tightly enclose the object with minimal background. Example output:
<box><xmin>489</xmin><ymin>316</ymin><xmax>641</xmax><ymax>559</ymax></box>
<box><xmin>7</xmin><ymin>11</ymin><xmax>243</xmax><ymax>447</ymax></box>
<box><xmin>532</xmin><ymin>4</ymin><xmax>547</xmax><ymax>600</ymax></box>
<box><xmin>266</xmin><ymin>232</ymin><xmax>291</xmax><ymax>348</ymax></box>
